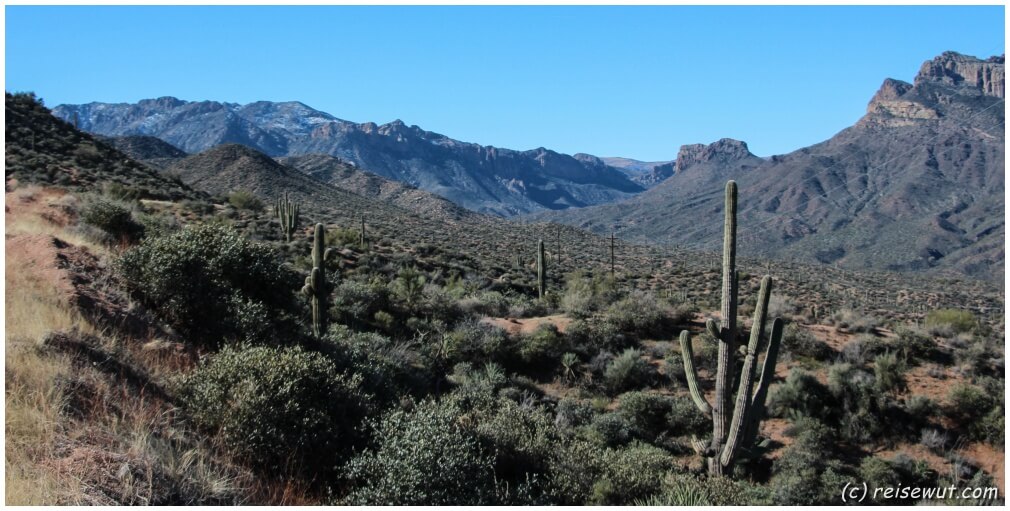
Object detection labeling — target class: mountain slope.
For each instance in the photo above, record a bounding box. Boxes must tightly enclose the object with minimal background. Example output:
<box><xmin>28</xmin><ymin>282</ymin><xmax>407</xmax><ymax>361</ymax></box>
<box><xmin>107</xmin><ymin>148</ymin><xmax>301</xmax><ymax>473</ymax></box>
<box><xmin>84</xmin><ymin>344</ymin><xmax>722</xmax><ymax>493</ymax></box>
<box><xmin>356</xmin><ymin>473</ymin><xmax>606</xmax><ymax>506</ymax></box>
<box><xmin>52</xmin><ymin>99</ymin><xmax>644</xmax><ymax>216</ymax></box>
<box><xmin>97</xmin><ymin>135</ymin><xmax>188</xmax><ymax>170</ymax></box>
<box><xmin>277</xmin><ymin>153</ymin><xmax>474</xmax><ymax>221</ymax></box>
<box><xmin>5</xmin><ymin>92</ymin><xmax>197</xmax><ymax>201</ymax></box>
<box><xmin>536</xmin><ymin>52</ymin><xmax>1005</xmax><ymax>279</ymax></box>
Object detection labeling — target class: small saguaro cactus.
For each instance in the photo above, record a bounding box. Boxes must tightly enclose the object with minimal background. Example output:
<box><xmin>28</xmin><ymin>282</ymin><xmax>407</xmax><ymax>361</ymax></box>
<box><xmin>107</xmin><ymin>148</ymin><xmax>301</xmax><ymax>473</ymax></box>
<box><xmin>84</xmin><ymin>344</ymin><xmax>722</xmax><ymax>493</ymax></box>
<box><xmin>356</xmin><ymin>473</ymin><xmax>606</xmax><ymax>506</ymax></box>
<box><xmin>359</xmin><ymin>213</ymin><xmax>367</xmax><ymax>248</ymax></box>
<box><xmin>275</xmin><ymin>192</ymin><xmax>300</xmax><ymax>242</ymax></box>
<box><xmin>537</xmin><ymin>239</ymin><xmax>546</xmax><ymax>299</ymax></box>
<box><xmin>301</xmin><ymin>223</ymin><xmax>335</xmax><ymax>337</ymax></box>
<box><xmin>679</xmin><ymin>180</ymin><xmax>785</xmax><ymax>476</ymax></box>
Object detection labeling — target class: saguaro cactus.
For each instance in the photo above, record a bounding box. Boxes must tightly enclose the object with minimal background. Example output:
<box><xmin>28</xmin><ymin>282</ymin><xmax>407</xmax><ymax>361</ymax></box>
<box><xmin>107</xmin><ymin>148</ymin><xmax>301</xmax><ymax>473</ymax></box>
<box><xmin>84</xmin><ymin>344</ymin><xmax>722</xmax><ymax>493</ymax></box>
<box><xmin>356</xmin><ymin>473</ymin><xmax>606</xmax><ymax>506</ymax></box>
<box><xmin>301</xmin><ymin>223</ymin><xmax>335</xmax><ymax>337</ymax></box>
<box><xmin>275</xmin><ymin>192</ymin><xmax>300</xmax><ymax>242</ymax></box>
<box><xmin>537</xmin><ymin>239</ymin><xmax>546</xmax><ymax>299</ymax></box>
<box><xmin>679</xmin><ymin>180</ymin><xmax>785</xmax><ymax>475</ymax></box>
<box><xmin>359</xmin><ymin>213</ymin><xmax>366</xmax><ymax>248</ymax></box>
<box><xmin>610</xmin><ymin>232</ymin><xmax>616</xmax><ymax>278</ymax></box>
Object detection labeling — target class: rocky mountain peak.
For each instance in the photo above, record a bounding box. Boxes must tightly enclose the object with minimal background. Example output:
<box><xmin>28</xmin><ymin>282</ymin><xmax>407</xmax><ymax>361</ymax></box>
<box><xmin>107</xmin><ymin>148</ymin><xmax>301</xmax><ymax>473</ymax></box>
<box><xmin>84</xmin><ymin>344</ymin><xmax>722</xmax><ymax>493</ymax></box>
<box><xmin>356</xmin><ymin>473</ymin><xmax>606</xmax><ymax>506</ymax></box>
<box><xmin>674</xmin><ymin>138</ymin><xmax>754</xmax><ymax>172</ymax></box>
<box><xmin>914</xmin><ymin>51</ymin><xmax>1005</xmax><ymax>98</ymax></box>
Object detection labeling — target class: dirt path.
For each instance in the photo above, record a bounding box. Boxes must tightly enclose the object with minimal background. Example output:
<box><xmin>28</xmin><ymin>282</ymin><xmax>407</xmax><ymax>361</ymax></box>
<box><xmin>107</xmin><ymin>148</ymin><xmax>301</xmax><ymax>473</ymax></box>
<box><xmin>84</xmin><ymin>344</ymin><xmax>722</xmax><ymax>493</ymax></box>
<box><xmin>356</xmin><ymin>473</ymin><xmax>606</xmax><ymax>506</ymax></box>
<box><xmin>481</xmin><ymin>314</ymin><xmax>573</xmax><ymax>336</ymax></box>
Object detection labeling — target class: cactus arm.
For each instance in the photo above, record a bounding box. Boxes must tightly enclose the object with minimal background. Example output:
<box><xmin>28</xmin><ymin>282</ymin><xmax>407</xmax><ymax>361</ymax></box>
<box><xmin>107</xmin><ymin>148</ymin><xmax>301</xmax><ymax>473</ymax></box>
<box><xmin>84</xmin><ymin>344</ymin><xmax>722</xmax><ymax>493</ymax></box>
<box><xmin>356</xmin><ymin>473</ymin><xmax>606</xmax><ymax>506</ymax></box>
<box><xmin>679</xmin><ymin>330</ymin><xmax>712</xmax><ymax>415</ymax></box>
<box><xmin>324</xmin><ymin>247</ymin><xmax>335</xmax><ymax>262</ymax></box>
<box><xmin>743</xmin><ymin>317</ymin><xmax>784</xmax><ymax>448</ymax></box>
<box><xmin>720</xmin><ymin>275</ymin><xmax>773</xmax><ymax>468</ymax></box>
<box><xmin>706</xmin><ymin>318</ymin><xmax>720</xmax><ymax>339</ymax></box>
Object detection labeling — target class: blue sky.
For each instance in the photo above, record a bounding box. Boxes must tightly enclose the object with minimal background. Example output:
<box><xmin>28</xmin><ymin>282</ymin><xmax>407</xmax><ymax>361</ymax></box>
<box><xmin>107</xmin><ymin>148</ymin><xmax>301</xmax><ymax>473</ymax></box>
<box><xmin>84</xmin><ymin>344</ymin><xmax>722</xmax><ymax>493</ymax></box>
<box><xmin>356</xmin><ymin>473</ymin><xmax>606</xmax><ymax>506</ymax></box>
<box><xmin>5</xmin><ymin>5</ymin><xmax>1004</xmax><ymax>161</ymax></box>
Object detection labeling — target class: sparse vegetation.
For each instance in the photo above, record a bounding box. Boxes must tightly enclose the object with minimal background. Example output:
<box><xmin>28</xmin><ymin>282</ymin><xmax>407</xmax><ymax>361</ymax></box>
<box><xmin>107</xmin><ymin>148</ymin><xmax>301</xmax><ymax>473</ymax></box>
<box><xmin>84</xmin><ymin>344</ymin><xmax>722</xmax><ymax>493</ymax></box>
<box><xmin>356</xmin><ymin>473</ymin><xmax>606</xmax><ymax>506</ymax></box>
<box><xmin>5</xmin><ymin>93</ymin><xmax>1004</xmax><ymax>505</ymax></box>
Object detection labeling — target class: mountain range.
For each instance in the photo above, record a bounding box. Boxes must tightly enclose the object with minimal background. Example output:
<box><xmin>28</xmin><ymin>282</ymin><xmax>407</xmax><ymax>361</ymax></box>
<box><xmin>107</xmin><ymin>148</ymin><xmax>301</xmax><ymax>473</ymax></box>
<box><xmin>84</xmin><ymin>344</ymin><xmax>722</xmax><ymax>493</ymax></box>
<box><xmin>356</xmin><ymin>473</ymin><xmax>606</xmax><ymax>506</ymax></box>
<box><xmin>50</xmin><ymin>50</ymin><xmax>1004</xmax><ymax>279</ymax></box>
<box><xmin>534</xmin><ymin>51</ymin><xmax>1005</xmax><ymax>279</ymax></box>
<box><xmin>52</xmin><ymin>99</ymin><xmax>646</xmax><ymax>216</ymax></box>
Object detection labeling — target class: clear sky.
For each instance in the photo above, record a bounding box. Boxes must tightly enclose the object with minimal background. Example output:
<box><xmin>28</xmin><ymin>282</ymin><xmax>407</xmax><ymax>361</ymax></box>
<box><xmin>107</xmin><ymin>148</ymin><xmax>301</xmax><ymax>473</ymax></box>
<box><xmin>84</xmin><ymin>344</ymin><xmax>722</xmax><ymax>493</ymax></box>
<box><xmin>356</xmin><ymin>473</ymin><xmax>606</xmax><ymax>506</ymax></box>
<box><xmin>5</xmin><ymin>5</ymin><xmax>1005</xmax><ymax>161</ymax></box>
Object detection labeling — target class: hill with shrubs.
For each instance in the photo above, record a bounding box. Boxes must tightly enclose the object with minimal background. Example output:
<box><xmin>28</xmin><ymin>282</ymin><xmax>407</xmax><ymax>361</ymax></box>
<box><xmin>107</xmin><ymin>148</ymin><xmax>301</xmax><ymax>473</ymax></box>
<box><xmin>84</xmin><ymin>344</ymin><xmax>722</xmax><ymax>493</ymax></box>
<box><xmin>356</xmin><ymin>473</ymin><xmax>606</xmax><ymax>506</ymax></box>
<box><xmin>5</xmin><ymin>91</ymin><xmax>1005</xmax><ymax>505</ymax></box>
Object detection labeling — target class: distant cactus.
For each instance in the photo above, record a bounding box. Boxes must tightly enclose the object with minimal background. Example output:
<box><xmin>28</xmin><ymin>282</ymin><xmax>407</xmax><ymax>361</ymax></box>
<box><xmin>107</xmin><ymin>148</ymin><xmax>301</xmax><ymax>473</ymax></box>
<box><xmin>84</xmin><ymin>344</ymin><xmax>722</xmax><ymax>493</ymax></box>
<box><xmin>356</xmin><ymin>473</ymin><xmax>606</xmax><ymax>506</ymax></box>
<box><xmin>359</xmin><ymin>213</ymin><xmax>366</xmax><ymax>248</ymax></box>
<box><xmin>610</xmin><ymin>232</ymin><xmax>616</xmax><ymax>278</ymax></box>
<box><xmin>300</xmin><ymin>223</ymin><xmax>335</xmax><ymax>337</ymax></box>
<box><xmin>679</xmin><ymin>181</ymin><xmax>785</xmax><ymax>475</ymax></box>
<box><xmin>537</xmin><ymin>239</ymin><xmax>546</xmax><ymax>299</ymax></box>
<box><xmin>275</xmin><ymin>192</ymin><xmax>300</xmax><ymax>242</ymax></box>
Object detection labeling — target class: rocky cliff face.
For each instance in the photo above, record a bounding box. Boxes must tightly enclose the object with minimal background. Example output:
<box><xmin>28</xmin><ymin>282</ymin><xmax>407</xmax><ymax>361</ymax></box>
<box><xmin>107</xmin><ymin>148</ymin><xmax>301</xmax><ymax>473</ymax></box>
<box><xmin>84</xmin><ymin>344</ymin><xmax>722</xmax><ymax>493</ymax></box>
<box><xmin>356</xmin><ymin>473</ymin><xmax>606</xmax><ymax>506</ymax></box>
<box><xmin>916</xmin><ymin>51</ymin><xmax>1005</xmax><ymax>98</ymax></box>
<box><xmin>862</xmin><ymin>52</ymin><xmax>1004</xmax><ymax>128</ymax></box>
<box><xmin>674</xmin><ymin>138</ymin><xmax>756</xmax><ymax>172</ymax></box>
<box><xmin>52</xmin><ymin>99</ymin><xmax>643</xmax><ymax>216</ymax></box>
<box><xmin>535</xmin><ymin>51</ymin><xmax>1005</xmax><ymax>279</ymax></box>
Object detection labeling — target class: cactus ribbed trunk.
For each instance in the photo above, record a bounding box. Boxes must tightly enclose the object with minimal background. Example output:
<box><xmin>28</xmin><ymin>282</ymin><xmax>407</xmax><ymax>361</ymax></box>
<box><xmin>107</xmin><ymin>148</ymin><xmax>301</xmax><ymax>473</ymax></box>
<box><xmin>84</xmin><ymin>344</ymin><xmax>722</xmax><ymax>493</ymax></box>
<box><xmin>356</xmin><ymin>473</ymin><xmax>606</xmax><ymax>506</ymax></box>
<box><xmin>301</xmin><ymin>223</ymin><xmax>332</xmax><ymax>338</ymax></box>
<box><xmin>678</xmin><ymin>180</ymin><xmax>785</xmax><ymax>476</ymax></box>
<box><xmin>711</xmin><ymin>180</ymin><xmax>738</xmax><ymax>476</ymax></box>
<box><xmin>359</xmin><ymin>214</ymin><xmax>366</xmax><ymax>248</ymax></box>
<box><xmin>276</xmin><ymin>192</ymin><xmax>299</xmax><ymax>242</ymax></box>
<box><xmin>610</xmin><ymin>232</ymin><xmax>615</xmax><ymax>279</ymax></box>
<box><xmin>537</xmin><ymin>239</ymin><xmax>546</xmax><ymax>300</ymax></box>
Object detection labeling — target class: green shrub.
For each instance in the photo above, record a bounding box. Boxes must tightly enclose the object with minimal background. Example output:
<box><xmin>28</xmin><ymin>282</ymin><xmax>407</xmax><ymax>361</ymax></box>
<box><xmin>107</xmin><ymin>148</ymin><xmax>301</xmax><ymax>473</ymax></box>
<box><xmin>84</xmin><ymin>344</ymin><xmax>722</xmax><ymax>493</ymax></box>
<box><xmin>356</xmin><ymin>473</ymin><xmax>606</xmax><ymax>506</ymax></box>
<box><xmin>555</xmin><ymin>398</ymin><xmax>594</xmax><ymax>430</ymax></box>
<box><xmin>892</xmin><ymin>327</ymin><xmax>939</xmax><ymax>362</ymax></box>
<box><xmin>946</xmin><ymin>382</ymin><xmax>1002</xmax><ymax>442</ymax></box>
<box><xmin>768</xmin><ymin>369</ymin><xmax>831</xmax><ymax>419</ymax></box>
<box><xmin>518</xmin><ymin>324</ymin><xmax>569</xmax><ymax>372</ymax></box>
<box><xmin>588</xmin><ymin>442</ymin><xmax>674</xmax><ymax>505</ymax></box>
<box><xmin>81</xmin><ymin>198</ymin><xmax>144</xmax><ymax>242</ymax></box>
<box><xmin>873</xmin><ymin>352</ymin><xmax>908</xmax><ymax>394</ymax></box>
<box><xmin>343</xmin><ymin>399</ymin><xmax>498</xmax><ymax>505</ymax></box>
<box><xmin>591</xmin><ymin>412</ymin><xmax>632</xmax><ymax>447</ymax></box>
<box><xmin>640</xmin><ymin>473</ymin><xmax>772</xmax><ymax>506</ymax></box>
<box><xmin>180</xmin><ymin>344</ymin><xmax>370</xmax><ymax>476</ymax></box>
<box><xmin>226</xmin><ymin>189</ymin><xmax>264</xmax><ymax>211</ymax></box>
<box><xmin>666</xmin><ymin>395</ymin><xmax>711</xmax><ymax>437</ymax></box>
<box><xmin>118</xmin><ymin>223</ymin><xmax>295</xmax><ymax>346</ymax></box>
<box><xmin>769</xmin><ymin>417</ymin><xmax>845</xmax><ymax>505</ymax></box>
<box><xmin>602</xmin><ymin>291</ymin><xmax>668</xmax><ymax>337</ymax></box>
<box><xmin>441</xmin><ymin>319</ymin><xmax>515</xmax><ymax>367</ymax></box>
<box><xmin>603</xmin><ymin>348</ymin><xmax>653</xmax><ymax>395</ymax></box>
<box><xmin>782</xmin><ymin>323</ymin><xmax>833</xmax><ymax>361</ymax></box>
<box><xmin>332</xmin><ymin>279</ymin><xmax>389</xmax><ymax>328</ymax></box>
<box><xmin>617</xmin><ymin>391</ymin><xmax>672</xmax><ymax>441</ymax></box>
<box><xmin>925</xmin><ymin>309</ymin><xmax>975</xmax><ymax>335</ymax></box>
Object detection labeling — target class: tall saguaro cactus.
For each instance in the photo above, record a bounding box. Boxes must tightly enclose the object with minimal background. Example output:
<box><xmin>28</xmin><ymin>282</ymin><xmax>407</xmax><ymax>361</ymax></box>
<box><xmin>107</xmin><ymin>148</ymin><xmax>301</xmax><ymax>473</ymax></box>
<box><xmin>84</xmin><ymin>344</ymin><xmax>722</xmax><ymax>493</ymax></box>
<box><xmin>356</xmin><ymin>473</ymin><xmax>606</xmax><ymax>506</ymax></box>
<box><xmin>275</xmin><ymin>192</ymin><xmax>300</xmax><ymax>242</ymax></box>
<box><xmin>301</xmin><ymin>223</ymin><xmax>334</xmax><ymax>337</ymax></box>
<box><xmin>679</xmin><ymin>180</ymin><xmax>785</xmax><ymax>475</ymax></box>
<box><xmin>536</xmin><ymin>239</ymin><xmax>546</xmax><ymax>299</ymax></box>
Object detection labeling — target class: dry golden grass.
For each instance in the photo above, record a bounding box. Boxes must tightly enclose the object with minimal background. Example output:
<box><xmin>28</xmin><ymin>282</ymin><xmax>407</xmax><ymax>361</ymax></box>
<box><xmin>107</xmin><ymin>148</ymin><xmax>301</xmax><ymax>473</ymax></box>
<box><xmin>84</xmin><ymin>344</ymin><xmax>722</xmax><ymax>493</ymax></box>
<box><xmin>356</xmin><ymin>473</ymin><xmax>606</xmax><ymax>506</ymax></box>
<box><xmin>5</xmin><ymin>187</ymin><xmax>251</xmax><ymax>505</ymax></box>
<box><xmin>5</xmin><ymin>239</ymin><xmax>91</xmax><ymax>504</ymax></box>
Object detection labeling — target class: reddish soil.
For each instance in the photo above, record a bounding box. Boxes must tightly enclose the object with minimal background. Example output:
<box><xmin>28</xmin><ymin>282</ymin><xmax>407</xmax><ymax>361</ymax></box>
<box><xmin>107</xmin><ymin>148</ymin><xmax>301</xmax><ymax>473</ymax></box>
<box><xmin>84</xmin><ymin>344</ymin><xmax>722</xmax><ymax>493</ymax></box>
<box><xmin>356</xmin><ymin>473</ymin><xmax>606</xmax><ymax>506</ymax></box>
<box><xmin>481</xmin><ymin>314</ymin><xmax>573</xmax><ymax>336</ymax></box>
<box><xmin>962</xmin><ymin>443</ymin><xmax>1004</xmax><ymax>495</ymax></box>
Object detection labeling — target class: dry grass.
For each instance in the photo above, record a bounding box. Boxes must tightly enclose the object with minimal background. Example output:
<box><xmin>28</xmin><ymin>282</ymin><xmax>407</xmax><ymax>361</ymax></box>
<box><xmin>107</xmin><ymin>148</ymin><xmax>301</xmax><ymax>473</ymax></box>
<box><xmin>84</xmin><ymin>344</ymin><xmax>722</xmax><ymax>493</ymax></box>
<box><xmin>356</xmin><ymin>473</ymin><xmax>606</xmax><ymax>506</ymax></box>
<box><xmin>5</xmin><ymin>186</ymin><xmax>252</xmax><ymax>505</ymax></box>
<box><xmin>5</xmin><ymin>238</ymin><xmax>91</xmax><ymax>504</ymax></box>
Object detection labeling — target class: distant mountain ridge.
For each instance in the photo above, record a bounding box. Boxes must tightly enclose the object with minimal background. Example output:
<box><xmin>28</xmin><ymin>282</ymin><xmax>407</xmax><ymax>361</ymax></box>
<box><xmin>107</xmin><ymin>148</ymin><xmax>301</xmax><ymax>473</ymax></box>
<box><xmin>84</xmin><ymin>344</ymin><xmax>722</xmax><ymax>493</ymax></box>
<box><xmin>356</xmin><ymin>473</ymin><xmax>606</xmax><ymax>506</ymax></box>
<box><xmin>52</xmin><ymin>99</ymin><xmax>647</xmax><ymax>216</ymax></box>
<box><xmin>535</xmin><ymin>51</ymin><xmax>1005</xmax><ymax>279</ymax></box>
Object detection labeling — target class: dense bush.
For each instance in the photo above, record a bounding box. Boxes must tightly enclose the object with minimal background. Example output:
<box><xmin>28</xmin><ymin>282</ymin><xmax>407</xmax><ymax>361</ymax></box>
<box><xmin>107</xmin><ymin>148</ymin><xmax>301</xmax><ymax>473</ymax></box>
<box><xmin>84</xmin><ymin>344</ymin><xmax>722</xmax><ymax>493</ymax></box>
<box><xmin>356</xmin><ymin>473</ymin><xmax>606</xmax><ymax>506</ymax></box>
<box><xmin>226</xmin><ymin>189</ymin><xmax>264</xmax><ymax>211</ymax></box>
<box><xmin>769</xmin><ymin>417</ymin><xmax>848</xmax><ymax>505</ymax></box>
<box><xmin>602</xmin><ymin>291</ymin><xmax>668</xmax><ymax>338</ymax></box>
<box><xmin>517</xmin><ymin>324</ymin><xmax>569</xmax><ymax>372</ymax></box>
<box><xmin>590</xmin><ymin>412</ymin><xmax>632</xmax><ymax>447</ymax></box>
<box><xmin>118</xmin><ymin>223</ymin><xmax>296</xmax><ymax>345</ymax></box>
<box><xmin>768</xmin><ymin>369</ymin><xmax>831</xmax><ymax>419</ymax></box>
<box><xmin>560</xmin><ymin>270</ymin><xmax>618</xmax><ymax>318</ymax></box>
<box><xmin>81</xmin><ymin>198</ymin><xmax>144</xmax><ymax>243</ymax></box>
<box><xmin>603</xmin><ymin>348</ymin><xmax>654</xmax><ymax>395</ymax></box>
<box><xmin>331</xmin><ymin>278</ymin><xmax>390</xmax><ymax>329</ymax></box>
<box><xmin>180</xmin><ymin>344</ymin><xmax>371</xmax><ymax>476</ymax></box>
<box><xmin>925</xmin><ymin>309</ymin><xmax>975</xmax><ymax>335</ymax></box>
<box><xmin>343</xmin><ymin>399</ymin><xmax>499</xmax><ymax>505</ymax></box>
<box><xmin>781</xmin><ymin>323</ymin><xmax>833</xmax><ymax>361</ymax></box>
<box><xmin>587</xmin><ymin>442</ymin><xmax>675</xmax><ymax>505</ymax></box>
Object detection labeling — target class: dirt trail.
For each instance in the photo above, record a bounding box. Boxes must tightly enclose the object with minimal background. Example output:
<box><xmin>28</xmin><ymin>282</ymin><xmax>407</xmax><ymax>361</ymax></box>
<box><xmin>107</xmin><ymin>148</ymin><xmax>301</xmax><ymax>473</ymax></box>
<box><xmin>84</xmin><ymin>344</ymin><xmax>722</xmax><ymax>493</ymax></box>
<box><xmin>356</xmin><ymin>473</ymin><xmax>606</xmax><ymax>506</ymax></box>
<box><xmin>481</xmin><ymin>314</ymin><xmax>573</xmax><ymax>336</ymax></box>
